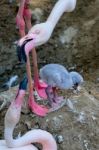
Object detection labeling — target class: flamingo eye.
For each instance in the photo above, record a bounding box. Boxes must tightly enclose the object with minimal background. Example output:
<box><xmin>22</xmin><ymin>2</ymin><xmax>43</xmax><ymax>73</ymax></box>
<box><xmin>35</xmin><ymin>30</ymin><xmax>40</xmax><ymax>34</ymax></box>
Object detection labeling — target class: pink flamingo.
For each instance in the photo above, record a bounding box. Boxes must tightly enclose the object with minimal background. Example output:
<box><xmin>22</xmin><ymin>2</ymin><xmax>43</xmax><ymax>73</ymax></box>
<box><xmin>16</xmin><ymin>0</ymin><xmax>77</xmax><ymax>100</ymax></box>
<box><xmin>16</xmin><ymin>0</ymin><xmax>47</xmax><ymax>99</ymax></box>
<box><xmin>0</xmin><ymin>77</ymin><xmax>57</xmax><ymax>150</ymax></box>
<box><xmin>16</xmin><ymin>0</ymin><xmax>48</xmax><ymax>116</ymax></box>
<box><xmin>17</xmin><ymin>35</ymin><xmax>48</xmax><ymax>116</ymax></box>
<box><xmin>16</xmin><ymin>0</ymin><xmax>77</xmax><ymax>114</ymax></box>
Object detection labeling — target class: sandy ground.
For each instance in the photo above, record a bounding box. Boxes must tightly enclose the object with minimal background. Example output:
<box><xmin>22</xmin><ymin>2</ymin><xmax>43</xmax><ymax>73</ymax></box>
<box><xmin>0</xmin><ymin>0</ymin><xmax>99</xmax><ymax>149</ymax></box>
<box><xmin>0</xmin><ymin>69</ymin><xmax>99</xmax><ymax>150</ymax></box>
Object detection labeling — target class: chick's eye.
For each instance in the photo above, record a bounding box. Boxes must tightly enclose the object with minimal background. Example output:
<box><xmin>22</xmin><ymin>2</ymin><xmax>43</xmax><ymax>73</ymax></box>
<box><xmin>75</xmin><ymin>83</ymin><xmax>78</xmax><ymax>86</ymax></box>
<box><xmin>73</xmin><ymin>83</ymin><xmax>78</xmax><ymax>90</ymax></box>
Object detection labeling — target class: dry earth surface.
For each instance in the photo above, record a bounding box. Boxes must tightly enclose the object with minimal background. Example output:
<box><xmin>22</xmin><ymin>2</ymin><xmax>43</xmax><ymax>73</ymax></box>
<box><xmin>0</xmin><ymin>0</ymin><xmax>99</xmax><ymax>149</ymax></box>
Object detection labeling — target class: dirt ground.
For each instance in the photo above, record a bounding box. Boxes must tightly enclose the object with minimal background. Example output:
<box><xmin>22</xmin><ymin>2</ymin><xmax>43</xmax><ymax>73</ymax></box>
<box><xmin>0</xmin><ymin>0</ymin><xmax>99</xmax><ymax>149</ymax></box>
<box><xmin>0</xmin><ymin>69</ymin><xmax>99</xmax><ymax>150</ymax></box>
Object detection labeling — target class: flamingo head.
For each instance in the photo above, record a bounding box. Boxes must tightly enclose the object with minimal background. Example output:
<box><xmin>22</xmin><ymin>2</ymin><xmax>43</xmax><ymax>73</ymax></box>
<box><xmin>17</xmin><ymin>38</ymin><xmax>33</xmax><ymax>63</ymax></box>
<box><xmin>70</xmin><ymin>71</ymin><xmax>84</xmax><ymax>90</ymax></box>
<box><xmin>17</xmin><ymin>33</ymin><xmax>36</xmax><ymax>63</ymax></box>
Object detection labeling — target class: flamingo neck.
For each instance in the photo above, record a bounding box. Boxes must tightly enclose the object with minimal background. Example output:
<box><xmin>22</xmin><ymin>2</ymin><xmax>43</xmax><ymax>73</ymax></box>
<box><xmin>4</xmin><ymin>90</ymin><xmax>57</xmax><ymax>149</ymax></box>
<box><xmin>47</xmin><ymin>0</ymin><xmax>76</xmax><ymax>30</ymax></box>
<box><xmin>4</xmin><ymin>102</ymin><xmax>22</xmax><ymax>147</ymax></box>
<box><xmin>4</xmin><ymin>126</ymin><xmax>14</xmax><ymax>147</ymax></box>
<box><xmin>4</xmin><ymin>90</ymin><xmax>25</xmax><ymax>147</ymax></box>
<box><xmin>15</xmin><ymin>90</ymin><xmax>26</xmax><ymax>106</ymax></box>
<box><xmin>5</xmin><ymin>127</ymin><xmax>57</xmax><ymax>150</ymax></box>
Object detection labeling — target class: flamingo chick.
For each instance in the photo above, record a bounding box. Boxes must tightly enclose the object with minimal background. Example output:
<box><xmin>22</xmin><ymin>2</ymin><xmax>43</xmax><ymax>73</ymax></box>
<box><xmin>39</xmin><ymin>64</ymin><xmax>84</xmax><ymax>109</ymax></box>
<box><xmin>0</xmin><ymin>78</ymin><xmax>57</xmax><ymax>150</ymax></box>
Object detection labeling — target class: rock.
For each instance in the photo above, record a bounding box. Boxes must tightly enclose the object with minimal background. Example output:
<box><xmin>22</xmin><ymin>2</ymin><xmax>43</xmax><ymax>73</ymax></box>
<box><xmin>55</xmin><ymin>135</ymin><xmax>64</xmax><ymax>144</ymax></box>
<box><xmin>0</xmin><ymin>66</ymin><xmax>6</xmax><ymax>75</ymax></box>
<box><xmin>59</xmin><ymin>27</ymin><xmax>78</xmax><ymax>44</ymax></box>
<box><xmin>31</xmin><ymin>8</ymin><xmax>44</xmax><ymax>23</ymax></box>
<box><xmin>40</xmin><ymin>115</ymin><xmax>65</xmax><ymax>132</ymax></box>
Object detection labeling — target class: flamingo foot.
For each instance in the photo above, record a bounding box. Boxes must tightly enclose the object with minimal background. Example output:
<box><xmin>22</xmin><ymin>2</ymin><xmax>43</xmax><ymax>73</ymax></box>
<box><xmin>35</xmin><ymin>80</ymin><xmax>48</xmax><ymax>99</ymax></box>
<box><xmin>28</xmin><ymin>97</ymin><xmax>49</xmax><ymax>117</ymax></box>
<box><xmin>49</xmin><ymin>98</ymin><xmax>66</xmax><ymax>113</ymax></box>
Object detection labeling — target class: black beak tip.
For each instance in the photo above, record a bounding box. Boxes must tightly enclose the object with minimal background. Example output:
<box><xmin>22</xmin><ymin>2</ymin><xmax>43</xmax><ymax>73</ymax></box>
<box><xmin>16</xmin><ymin>38</ymin><xmax>33</xmax><ymax>63</ymax></box>
<box><xmin>19</xmin><ymin>76</ymin><xmax>28</xmax><ymax>90</ymax></box>
<box><xmin>17</xmin><ymin>45</ymin><xmax>22</xmax><ymax>62</ymax></box>
<box><xmin>16</xmin><ymin>45</ymin><xmax>27</xmax><ymax>63</ymax></box>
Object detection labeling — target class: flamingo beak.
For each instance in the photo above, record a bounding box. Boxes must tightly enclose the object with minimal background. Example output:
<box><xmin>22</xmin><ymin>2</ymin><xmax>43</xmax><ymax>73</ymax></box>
<box><xmin>17</xmin><ymin>38</ymin><xmax>33</xmax><ymax>63</ymax></box>
<box><xmin>19</xmin><ymin>76</ymin><xmax>28</xmax><ymax>90</ymax></box>
<box><xmin>15</xmin><ymin>76</ymin><xmax>28</xmax><ymax>99</ymax></box>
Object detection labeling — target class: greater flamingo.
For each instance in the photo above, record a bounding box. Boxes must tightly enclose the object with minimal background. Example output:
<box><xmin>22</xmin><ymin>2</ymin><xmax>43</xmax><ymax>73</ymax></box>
<box><xmin>39</xmin><ymin>64</ymin><xmax>84</xmax><ymax>110</ymax></box>
<box><xmin>16</xmin><ymin>0</ymin><xmax>47</xmax><ymax>99</ymax></box>
<box><xmin>0</xmin><ymin>77</ymin><xmax>57</xmax><ymax>150</ymax></box>
<box><xmin>17</xmin><ymin>36</ymin><xmax>49</xmax><ymax>116</ymax></box>
<box><xmin>16</xmin><ymin>0</ymin><xmax>77</xmax><ymax>100</ymax></box>
<box><xmin>16</xmin><ymin>0</ymin><xmax>48</xmax><ymax>116</ymax></box>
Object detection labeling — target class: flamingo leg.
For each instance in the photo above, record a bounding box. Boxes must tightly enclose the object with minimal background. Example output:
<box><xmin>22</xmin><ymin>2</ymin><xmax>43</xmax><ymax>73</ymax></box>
<box><xmin>16</xmin><ymin>0</ymin><xmax>48</xmax><ymax>116</ymax></box>
<box><xmin>26</xmin><ymin>54</ymin><xmax>48</xmax><ymax>116</ymax></box>
<box><xmin>23</xmin><ymin>1</ymin><xmax>47</xmax><ymax>99</ymax></box>
<box><xmin>31</xmin><ymin>48</ymin><xmax>47</xmax><ymax>99</ymax></box>
<box><xmin>24</xmin><ymin>1</ymin><xmax>32</xmax><ymax>31</ymax></box>
<box><xmin>45</xmin><ymin>87</ymin><xmax>65</xmax><ymax>112</ymax></box>
<box><xmin>52</xmin><ymin>87</ymin><xmax>58</xmax><ymax>102</ymax></box>
<box><xmin>52</xmin><ymin>87</ymin><xmax>64</xmax><ymax>104</ymax></box>
<box><xmin>45</xmin><ymin>86</ymin><xmax>59</xmax><ymax>109</ymax></box>
<box><xmin>16</xmin><ymin>0</ymin><xmax>26</xmax><ymax>37</ymax></box>
<box><xmin>45</xmin><ymin>86</ymin><xmax>54</xmax><ymax>106</ymax></box>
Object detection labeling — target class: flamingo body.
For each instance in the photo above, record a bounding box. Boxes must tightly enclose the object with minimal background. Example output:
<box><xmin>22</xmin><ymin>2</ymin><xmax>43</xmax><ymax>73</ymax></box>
<box><xmin>40</xmin><ymin>64</ymin><xmax>73</xmax><ymax>89</ymax></box>
<box><xmin>39</xmin><ymin>64</ymin><xmax>83</xmax><ymax>109</ymax></box>
<box><xmin>40</xmin><ymin>64</ymin><xmax>83</xmax><ymax>89</ymax></box>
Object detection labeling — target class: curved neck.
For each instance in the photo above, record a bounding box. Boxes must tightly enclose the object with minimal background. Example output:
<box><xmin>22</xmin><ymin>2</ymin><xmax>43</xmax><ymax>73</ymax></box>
<box><xmin>15</xmin><ymin>90</ymin><xmax>26</xmax><ymax>106</ymax></box>
<box><xmin>4</xmin><ymin>90</ymin><xmax>25</xmax><ymax>147</ymax></box>
<box><xmin>47</xmin><ymin>0</ymin><xmax>76</xmax><ymax>30</ymax></box>
<box><xmin>5</xmin><ymin>127</ymin><xmax>57</xmax><ymax>150</ymax></box>
<box><xmin>4</xmin><ymin>90</ymin><xmax>57</xmax><ymax>150</ymax></box>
